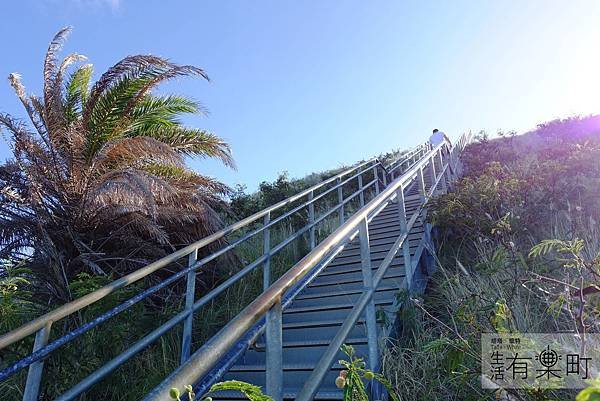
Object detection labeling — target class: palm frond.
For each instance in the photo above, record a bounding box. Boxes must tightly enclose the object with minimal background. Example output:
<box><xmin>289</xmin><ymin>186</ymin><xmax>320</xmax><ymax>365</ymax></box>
<box><xmin>8</xmin><ymin>73</ymin><xmax>47</xmax><ymax>137</ymax></box>
<box><xmin>43</xmin><ymin>27</ymin><xmax>72</xmax><ymax>136</ymax></box>
<box><xmin>128</xmin><ymin>95</ymin><xmax>205</xmax><ymax>130</ymax></box>
<box><xmin>88</xmin><ymin>168</ymin><xmax>180</xmax><ymax>218</ymax></box>
<box><xmin>81</xmin><ymin>56</ymin><xmax>209</xmax><ymax>159</ymax></box>
<box><xmin>94</xmin><ymin>136</ymin><xmax>184</xmax><ymax>172</ymax></box>
<box><xmin>144</xmin><ymin>127</ymin><xmax>235</xmax><ymax>168</ymax></box>
<box><xmin>141</xmin><ymin>163</ymin><xmax>231</xmax><ymax>195</ymax></box>
<box><xmin>64</xmin><ymin>64</ymin><xmax>93</xmax><ymax>124</ymax></box>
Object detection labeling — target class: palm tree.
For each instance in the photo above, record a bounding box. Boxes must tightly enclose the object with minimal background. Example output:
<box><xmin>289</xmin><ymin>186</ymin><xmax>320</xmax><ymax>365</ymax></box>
<box><xmin>0</xmin><ymin>27</ymin><xmax>235</xmax><ymax>302</ymax></box>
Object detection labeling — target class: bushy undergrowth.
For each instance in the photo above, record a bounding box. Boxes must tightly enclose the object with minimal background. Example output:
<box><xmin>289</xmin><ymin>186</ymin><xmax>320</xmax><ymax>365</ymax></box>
<box><xmin>383</xmin><ymin>116</ymin><xmax>600</xmax><ymax>400</ymax></box>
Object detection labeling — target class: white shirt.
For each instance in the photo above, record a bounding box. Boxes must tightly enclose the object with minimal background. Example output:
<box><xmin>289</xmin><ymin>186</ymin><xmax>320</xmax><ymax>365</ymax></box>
<box><xmin>429</xmin><ymin>131</ymin><xmax>446</xmax><ymax>146</ymax></box>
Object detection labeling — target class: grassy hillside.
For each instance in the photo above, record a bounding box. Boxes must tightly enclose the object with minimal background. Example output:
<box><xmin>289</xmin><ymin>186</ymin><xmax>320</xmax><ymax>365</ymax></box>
<box><xmin>383</xmin><ymin>115</ymin><xmax>600</xmax><ymax>400</ymax></box>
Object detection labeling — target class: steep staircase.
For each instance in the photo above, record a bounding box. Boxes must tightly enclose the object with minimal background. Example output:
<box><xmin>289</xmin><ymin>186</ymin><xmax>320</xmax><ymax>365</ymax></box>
<box><xmin>216</xmin><ymin>178</ymin><xmax>430</xmax><ymax>400</ymax></box>
<box><xmin>0</xmin><ymin>135</ymin><xmax>470</xmax><ymax>401</ymax></box>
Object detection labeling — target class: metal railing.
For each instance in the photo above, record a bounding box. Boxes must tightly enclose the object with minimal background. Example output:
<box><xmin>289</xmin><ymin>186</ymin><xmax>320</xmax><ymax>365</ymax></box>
<box><xmin>0</xmin><ymin>141</ymin><xmax>429</xmax><ymax>401</ymax></box>
<box><xmin>143</xmin><ymin>133</ymin><xmax>471</xmax><ymax>401</ymax></box>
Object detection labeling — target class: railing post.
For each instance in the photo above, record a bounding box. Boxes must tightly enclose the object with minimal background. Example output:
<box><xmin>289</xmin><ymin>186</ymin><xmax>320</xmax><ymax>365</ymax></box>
<box><xmin>263</xmin><ymin>212</ymin><xmax>271</xmax><ymax>290</ymax></box>
<box><xmin>181</xmin><ymin>249</ymin><xmax>198</xmax><ymax>364</ymax></box>
<box><xmin>308</xmin><ymin>191</ymin><xmax>316</xmax><ymax>250</ymax></box>
<box><xmin>438</xmin><ymin>152</ymin><xmax>448</xmax><ymax>194</ymax></box>
<box><xmin>417</xmin><ymin>166</ymin><xmax>426</xmax><ymax>202</ymax></box>
<box><xmin>396</xmin><ymin>186</ymin><xmax>413</xmax><ymax>291</ymax></box>
<box><xmin>23</xmin><ymin>323</ymin><xmax>52</xmax><ymax>401</ymax></box>
<box><xmin>266</xmin><ymin>300</ymin><xmax>283</xmax><ymax>401</ymax></box>
<box><xmin>358</xmin><ymin>174</ymin><xmax>365</xmax><ymax>208</ymax></box>
<box><xmin>382</xmin><ymin>168</ymin><xmax>387</xmax><ymax>187</ymax></box>
<box><xmin>429</xmin><ymin>152</ymin><xmax>437</xmax><ymax>194</ymax></box>
<box><xmin>374</xmin><ymin>165</ymin><xmax>380</xmax><ymax>195</ymax></box>
<box><xmin>358</xmin><ymin>218</ymin><xmax>379</xmax><ymax>372</ymax></box>
<box><xmin>337</xmin><ymin>177</ymin><xmax>344</xmax><ymax>225</ymax></box>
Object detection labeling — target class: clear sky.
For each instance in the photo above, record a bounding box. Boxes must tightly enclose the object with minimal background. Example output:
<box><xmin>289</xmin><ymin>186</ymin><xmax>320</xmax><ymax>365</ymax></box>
<box><xmin>1</xmin><ymin>1</ymin><xmax>599</xmax><ymax>190</ymax></box>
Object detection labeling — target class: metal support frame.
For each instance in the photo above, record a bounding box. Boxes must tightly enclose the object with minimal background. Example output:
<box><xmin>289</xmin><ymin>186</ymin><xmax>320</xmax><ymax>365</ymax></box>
<box><xmin>358</xmin><ymin>174</ymin><xmax>365</xmax><ymax>207</ymax></box>
<box><xmin>438</xmin><ymin>151</ymin><xmax>448</xmax><ymax>194</ymax></box>
<box><xmin>181</xmin><ymin>249</ymin><xmax>198</xmax><ymax>364</ymax></box>
<box><xmin>429</xmin><ymin>152</ymin><xmax>437</xmax><ymax>193</ymax></box>
<box><xmin>265</xmin><ymin>301</ymin><xmax>283</xmax><ymax>401</ymax></box>
<box><xmin>23</xmin><ymin>323</ymin><xmax>52</xmax><ymax>401</ymax></box>
<box><xmin>0</xmin><ymin>140</ymin><xmax>463</xmax><ymax>401</ymax></box>
<box><xmin>337</xmin><ymin>177</ymin><xmax>344</xmax><ymax>225</ymax></box>
<box><xmin>142</xmin><ymin>135</ymin><xmax>471</xmax><ymax>401</ymax></box>
<box><xmin>263</xmin><ymin>212</ymin><xmax>271</xmax><ymax>290</ymax></box>
<box><xmin>417</xmin><ymin>166</ymin><xmax>426</xmax><ymax>202</ymax></box>
<box><xmin>358</xmin><ymin>218</ymin><xmax>379</xmax><ymax>372</ymax></box>
<box><xmin>308</xmin><ymin>191</ymin><xmax>315</xmax><ymax>250</ymax></box>
<box><xmin>396</xmin><ymin>186</ymin><xmax>413</xmax><ymax>291</ymax></box>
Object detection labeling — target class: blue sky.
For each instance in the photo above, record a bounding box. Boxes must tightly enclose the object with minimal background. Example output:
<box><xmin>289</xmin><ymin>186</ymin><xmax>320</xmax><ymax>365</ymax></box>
<box><xmin>1</xmin><ymin>1</ymin><xmax>600</xmax><ymax>190</ymax></box>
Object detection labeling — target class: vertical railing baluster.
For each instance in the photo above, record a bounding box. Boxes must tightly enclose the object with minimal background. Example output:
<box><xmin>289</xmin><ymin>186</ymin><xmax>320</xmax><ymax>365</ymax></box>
<box><xmin>263</xmin><ymin>212</ymin><xmax>271</xmax><ymax>290</ymax></box>
<box><xmin>396</xmin><ymin>186</ymin><xmax>413</xmax><ymax>291</ymax></box>
<box><xmin>358</xmin><ymin>218</ymin><xmax>379</xmax><ymax>372</ymax></box>
<box><xmin>266</xmin><ymin>300</ymin><xmax>283</xmax><ymax>401</ymax></box>
<box><xmin>337</xmin><ymin>177</ymin><xmax>344</xmax><ymax>225</ymax></box>
<box><xmin>429</xmin><ymin>152</ymin><xmax>437</xmax><ymax>194</ymax></box>
<box><xmin>308</xmin><ymin>191</ymin><xmax>316</xmax><ymax>250</ymax></box>
<box><xmin>438</xmin><ymin>152</ymin><xmax>448</xmax><ymax>194</ymax></box>
<box><xmin>374</xmin><ymin>165</ymin><xmax>380</xmax><ymax>195</ymax></box>
<box><xmin>358</xmin><ymin>174</ymin><xmax>365</xmax><ymax>208</ymax></box>
<box><xmin>181</xmin><ymin>249</ymin><xmax>198</xmax><ymax>364</ymax></box>
<box><xmin>23</xmin><ymin>323</ymin><xmax>52</xmax><ymax>401</ymax></box>
<box><xmin>382</xmin><ymin>168</ymin><xmax>387</xmax><ymax>187</ymax></box>
<box><xmin>438</xmin><ymin>146</ymin><xmax>446</xmax><ymax>168</ymax></box>
<box><xmin>417</xmin><ymin>166</ymin><xmax>426</xmax><ymax>202</ymax></box>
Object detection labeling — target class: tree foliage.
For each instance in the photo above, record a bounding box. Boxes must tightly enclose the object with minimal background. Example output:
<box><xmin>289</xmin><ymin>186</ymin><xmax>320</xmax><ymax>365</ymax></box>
<box><xmin>0</xmin><ymin>28</ymin><xmax>235</xmax><ymax>303</ymax></box>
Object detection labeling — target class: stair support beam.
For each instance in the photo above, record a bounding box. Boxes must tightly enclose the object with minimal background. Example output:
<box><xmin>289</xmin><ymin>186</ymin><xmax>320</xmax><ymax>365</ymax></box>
<box><xmin>180</xmin><ymin>249</ymin><xmax>198</xmax><ymax>364</ymax></box>
<box><xmin>265</xmin><ymin>301</ymin><xmax>283</xmax><ymax>401</ymax></box>
<box><xmin>358</xmin><ymin>218</ymin><xmax>379</xmax><ymax>372</ymax></box>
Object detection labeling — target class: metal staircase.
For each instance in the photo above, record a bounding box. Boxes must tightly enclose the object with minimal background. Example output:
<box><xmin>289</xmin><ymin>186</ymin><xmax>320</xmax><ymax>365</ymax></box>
<box><xmin>216</xmin><ymin>191</ymin><xmax>426</xmax><ymax>400</ymax></box>
<box><xmin>0</xmin><ymin>134</ymin><xmax>470</xmax><ymax>401</ymax></box>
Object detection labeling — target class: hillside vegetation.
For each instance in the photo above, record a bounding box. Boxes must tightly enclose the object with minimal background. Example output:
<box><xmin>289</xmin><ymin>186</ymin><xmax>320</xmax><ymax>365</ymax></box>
<box><xmin>383</xmin><ymin>115</ymin><xmax>600</xmax><ymax>401</ymax></box>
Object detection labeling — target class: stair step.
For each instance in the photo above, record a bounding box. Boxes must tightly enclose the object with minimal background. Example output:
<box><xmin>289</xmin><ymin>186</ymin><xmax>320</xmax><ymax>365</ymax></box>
<box><xmin>275</xmin><ymin>319</ymin><xmax>367</xmax><ymax>342</ymax></box>
<box><xmin>295</xmin><ymin>284</ymin><xmax>398</xmax><ymax>300</ymax></box>
<box><xmin>343</xmin><ymin>227</ymin><xmax>424</xmax><ymax>251</ymax></box>
<box><xmin>330</xmin><ymin>233</ymin><xmax>422</xmax><ymax>259</ymax></box>
<box><xmin>308</xmin><ymin>265</ymin><xmax>404</xmax><ymax>288</ymax></box>
<box><xmin>290</xmin><ymin>286</ymin><xmax>398</xmax><ymax>308</ymax></box>
<box><xmin>301</xmin><ymin>275</ymin><xmax>405</xmax><ymax>296</ymax></box>
<box><xmin>319</xmin><ymin>247</ymin><xmax>418</xmax><ymax>277</ymax></box>
<box><xmin>327</xmin><ymin>242</ymin><xmax>418</xmax><ymax>268</ymax></box>
<box><xmin>255</xmin><ymin>337</ymin><xmax>368</xmax><ymax>349</ymax></box>
<box><xmin>282</xmin><ymin>299</ymin><xmax>395</xmax><ymax>324</ymax></box>
<box><xmin>221</xmin><ymin>364</ymin><xmax>343</xmax><ymax>393</ymax></box>
<box><xmin>241</xmin><ymin>339</ymin><xmax>369</xmax><ymax>365</ymax></box>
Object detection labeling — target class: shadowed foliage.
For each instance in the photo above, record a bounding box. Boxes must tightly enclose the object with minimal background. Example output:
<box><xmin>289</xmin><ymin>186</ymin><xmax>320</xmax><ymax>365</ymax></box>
<box><xmin>0</xmin><ymin>27</ymin><xmax>235</xmax><ymax>304</ymax></box>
